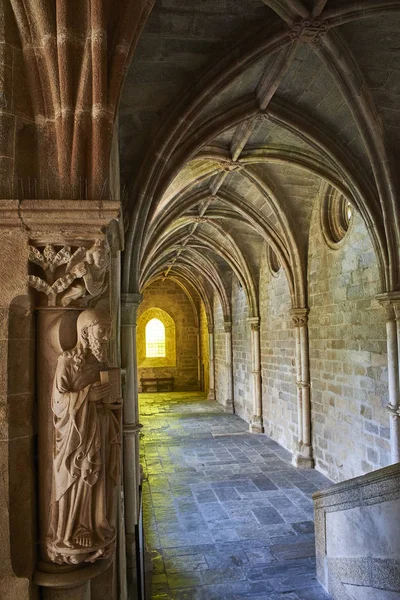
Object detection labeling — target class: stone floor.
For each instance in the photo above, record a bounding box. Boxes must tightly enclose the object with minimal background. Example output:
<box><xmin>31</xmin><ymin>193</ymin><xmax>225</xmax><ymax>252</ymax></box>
<box><xmin>140</xmin><ymin>392</ymin><xmax>332</xmax><ymax>600</ymax></box>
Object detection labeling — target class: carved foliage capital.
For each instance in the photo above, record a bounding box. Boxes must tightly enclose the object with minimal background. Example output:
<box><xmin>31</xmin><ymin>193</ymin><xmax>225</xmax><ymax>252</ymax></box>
<box><xmin>247</xmin><ymin>317</ymin><xmax>260</xmax><ymax>332</ymax></box>
<box><xmin>291</xmin><ymin>308</ymin><xmax>309</xmax><ymax>327</ymax></box>
<box><xmin>376</xmin><ymin>292</ymin><xmax>400</xmax><ymax>321</ymax></box>
<box><xmin>28</xmin><ymin>238</ymin><xmax>110</xmax><ymax>308</ymax></box>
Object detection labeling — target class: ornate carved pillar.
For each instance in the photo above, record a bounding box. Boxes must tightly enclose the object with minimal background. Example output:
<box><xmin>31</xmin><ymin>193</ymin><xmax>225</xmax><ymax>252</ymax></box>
<box><xmin>224</xmin><ymin>321</ymin><xmax>234</xmax><ymax>412</ymax></box>
<box><xmin>291</xmin><ymin>308</ymin><xmax>314</xmax><ymax>468</ymax></box>
<box><xmin>248</xmin><ymin>317</ymin><xmax>264</xmax><ymax>433</ymax></box>
<box><xmin>207</xmin><ymin>327</ymin><xmax>216</xmax><ymax>400</ymax></box>
<box><xmin>24</xmin><ymin>200</ymin><xmax>122</xmax><ymax>599</ymax></box>
<box><xmin>377</xmin><ymin>292</ymin><xmax>400</xmax><ymax>463</ymax></box>
<box><xmin>120</xmin><ymin>293</ymin><xmax>142</xmax><ymax>592</ymax></box>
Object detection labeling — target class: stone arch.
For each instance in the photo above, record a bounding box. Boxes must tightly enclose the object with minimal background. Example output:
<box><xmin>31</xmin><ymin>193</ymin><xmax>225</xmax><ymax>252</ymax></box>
<box><xmin>137</xmin><ymin>308</ymin><xmax>176</xmax><ymax>368</ymax></box>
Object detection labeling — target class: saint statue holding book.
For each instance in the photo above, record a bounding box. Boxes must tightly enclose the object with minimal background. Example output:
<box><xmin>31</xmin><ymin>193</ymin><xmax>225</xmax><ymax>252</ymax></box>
<box><xmin>47</xmin><ymin>308</ymin><xmax>122</xmax><ymax>564</ymax></box>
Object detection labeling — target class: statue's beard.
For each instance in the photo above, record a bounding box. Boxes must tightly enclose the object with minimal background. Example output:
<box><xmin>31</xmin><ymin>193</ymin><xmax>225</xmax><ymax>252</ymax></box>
<box><xmin>88</xmin><ymin>331</ymin><xmax>108</xmax><ymax>363</ymax></box>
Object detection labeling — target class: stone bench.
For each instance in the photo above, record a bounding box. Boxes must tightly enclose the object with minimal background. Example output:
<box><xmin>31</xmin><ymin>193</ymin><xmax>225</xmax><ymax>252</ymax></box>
<box><xmin>140</xmin><ymin>377</ymin><xmax>174</xmax><ymax>393</ymax></box>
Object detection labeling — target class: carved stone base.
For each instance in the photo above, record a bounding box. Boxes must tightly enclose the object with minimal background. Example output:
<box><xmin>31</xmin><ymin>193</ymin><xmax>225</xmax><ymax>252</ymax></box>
<box><xmin>292</xmin><ymin>444</ymin><xmax>315</xmax><ymax>469</ymax></box>
<box><xmin>250</xmin><ymin>415</ymin><xmax>264</xmax><ymax>434</ymax></box>
<box><xmin>223</xmin><ymin>398</ymin><xmax>234</xmax><ymax>413</ymax></box>
<box><xmin>207</xmin><ymin>389</ymin><xmax>215</xmax><ymax>401</ymax></box>
<box><xmin>47</xmin><ymin>537</ymin><xmax>116</xmax><ymax>566</ymax></box>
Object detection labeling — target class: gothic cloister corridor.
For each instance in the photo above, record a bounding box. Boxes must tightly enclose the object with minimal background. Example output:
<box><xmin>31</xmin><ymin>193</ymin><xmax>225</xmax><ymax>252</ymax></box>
<box><xmin>140</xmin><ymin>392</ymin><xmax>332</xmax><ymax>600</ymax></box>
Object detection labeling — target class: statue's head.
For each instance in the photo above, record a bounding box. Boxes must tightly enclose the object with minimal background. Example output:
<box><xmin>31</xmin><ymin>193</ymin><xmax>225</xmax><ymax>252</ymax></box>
<box><xmin>86</xmin><ymin>239</ymin><xmax>109</xmax><ymax>270</ymax></box>
<box><xmin>76</xmin><ymin>308</ymin><xmax>111</xmax><ymax>363</ymax></box>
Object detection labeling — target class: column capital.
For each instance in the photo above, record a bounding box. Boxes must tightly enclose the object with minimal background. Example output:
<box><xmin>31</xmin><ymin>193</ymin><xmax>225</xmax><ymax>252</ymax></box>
<box><xmin>208</xmin><ymin>326</ymin><xmax>214</xmax><ymax>334</ymax></box>
<box><xmin>121</xmin><ymin>293</ymin><xmax>142</xmax><ymax>325</ymax></box>
<box><xmin>224</xmin><ymin>320</ymin><xmax>232</xmax><ymax>333</ymax></box>
<box><xmin>291</xmin><ymin>307</ymin><xmax>309</xmax><ymax>327</ymax></box>
<box><xmin>247</xmin><ymin>317</ymin><xmax>260</xmax><ymax>331</ymax></box>
<box><xmin>376</xmin><ymin>292</ymin><xmax>400</xmax><ymax>320</ymax></box>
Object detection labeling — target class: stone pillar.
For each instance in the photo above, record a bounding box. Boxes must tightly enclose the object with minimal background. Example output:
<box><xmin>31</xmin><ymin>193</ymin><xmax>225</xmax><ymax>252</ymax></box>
<box><xmin>0</xmin><ymin>202</ymin><xmax>36</xmax><ymax>600</ymax></box>
<box><xmin>377</xmin><ymin>292</ymin><xmax>400</xmax><ymax>463</ymax></box>
<box><xmin>248</xmin><ymin>317</ymin><xmax>264</xmax><ymax>433</ymax></box>
<box><xmin>207</xmin><ymin>328</ymin><xmax>216</xmax><ymax>400</ymax></box>
<box><xmin>196</xmin><ymin>328</ymin><xmax>202</xmax><ymax>390</ymax></box>
<box><xmin>291</xmin><ymin>308</ymin><xmax>314</xmax><ymax>468</ymax></box>
<box><xmin>224</xmin><ymin>321</ymin><xmax>234</xmax><ymax>412</ymax></box>
<box><xmin>120</xmin><ymin>293</ymin><xmax>143</xmax><ymax>595</ymax></box>
<box><xmin>24</xmin><ymin>200</ymin><xmax>121</xmax><ymax>598</ymax></box>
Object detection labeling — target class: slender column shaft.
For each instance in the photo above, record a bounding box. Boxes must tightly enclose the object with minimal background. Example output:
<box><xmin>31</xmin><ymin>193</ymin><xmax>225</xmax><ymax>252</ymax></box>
<box><xmin>291</xmin><ymin>308</ymin><xmax>313</xmax><ymax>468</ymax></box>
<box><xmin>248</xmin><ymin>318</ymin><xmax>263</xmax><ymax>433</ymax></box>
<box><xmin>121</xmin><ymin>293</ymin><xmax>142</xmax><ymax>590</ymax></box>
<box><xmin>196</xmin><ymin>329</ymin><xmax>201</xmax><ymax>390</ymax></box>
<box><xmin>294</xmin><ymin>325</ymin><xmax>303</xmax><ymax>444</ymax></box>
<box><xmin>224</xmin><ymin>322</ymin><xmax>234</xmax><ymax>412</ymax></box>
<box><xmin>208</xmin><ymin>329</ymin><xmax>215</xmax><ymax>400</ymax></box>
<box><xmin>300</xmin><ymin>323</ymin><xmax>311</xmax><ymax>447</ymax></box>
<box><xmin>377</xmin><ymin>293</ymin><xmax>400</xmax><ymax>464</ymax></box>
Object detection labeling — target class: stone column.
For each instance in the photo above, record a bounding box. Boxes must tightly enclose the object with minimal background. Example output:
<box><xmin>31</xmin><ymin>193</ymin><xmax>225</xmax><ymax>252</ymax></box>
<box><xmin>377</xmin><ymin>293</ymin><xmax>400</xmax><ymax>463</ymax></box>
<box><xmin>207</xmin><ymin>327</ymin><xmax>216</xmax><ymax>400</ymax></box>
<box><xmin>120</xmin><ymin>293</ymin><xmax>143</xmax><ymax>594</ymax></box>
<box><xmin>196</xmin><ymin>328</ymin><xmax>202</xmax><ymax>390</ymax></box>
<box><xmin>224</xmin><ymin>321</ymin><xmax>234</xmax><ymax>412</ymax></box>
<box><xmin>24</xmin><ymin>200</ymin><xmax>121</xmax><ymax>599</ymax></box>
<box><xmin>248</xmin><ymin>317</ymin><xmax>264</xmax><ymax>433</ymax></box>
<box><xmin>291</xmin><ymin>308</ymin><xmax>314</xmax><ymax>468</ymax></box>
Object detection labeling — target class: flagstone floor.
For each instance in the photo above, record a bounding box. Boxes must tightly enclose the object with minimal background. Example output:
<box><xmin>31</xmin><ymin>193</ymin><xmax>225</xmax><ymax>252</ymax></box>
<box><xmin>140</xmin><ymin>392</ymin><xmax>332</xmax><ymax>600</ymax></box>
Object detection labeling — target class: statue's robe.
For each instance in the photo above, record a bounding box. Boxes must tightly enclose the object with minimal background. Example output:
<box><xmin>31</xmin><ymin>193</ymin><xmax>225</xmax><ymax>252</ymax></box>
<box><xmin>47</xmin><ymin>350</ymin><xmax>120</xmax><ymax>562</ymax></box>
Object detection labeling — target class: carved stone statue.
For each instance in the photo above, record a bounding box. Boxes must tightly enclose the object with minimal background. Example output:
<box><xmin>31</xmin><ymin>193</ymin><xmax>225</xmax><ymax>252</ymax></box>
<box><xmin>61</xmin><ymin>239</ymin><xmax>110</xmax><ymax>307</ymax></box>
<box><xmin>46</xmin><ymin>309</ymin><xmax>121</xmax><ymax>564</ymax></box>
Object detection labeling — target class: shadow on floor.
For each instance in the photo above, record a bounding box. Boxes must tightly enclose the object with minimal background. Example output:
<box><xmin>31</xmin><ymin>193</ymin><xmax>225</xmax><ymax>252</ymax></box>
<box><xmin>140</xmin><ymin>392</ymin><xmax>332</xmax><ymax>600</ymax></box>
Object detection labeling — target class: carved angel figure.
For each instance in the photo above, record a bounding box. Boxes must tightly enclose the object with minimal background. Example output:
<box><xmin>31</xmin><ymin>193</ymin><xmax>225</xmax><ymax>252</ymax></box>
<box><xmin>60</xmin><ymin>239</ymin><xmax>110</xmax><ymax>307</ymax></box>
<box><xmin>47</xmin><ymin>309</ymin><xmax>121</xmax><ymax>564</ymax></box>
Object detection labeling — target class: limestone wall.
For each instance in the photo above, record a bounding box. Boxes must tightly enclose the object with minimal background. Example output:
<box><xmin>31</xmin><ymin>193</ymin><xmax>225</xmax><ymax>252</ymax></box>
<box><xmin>231</xmin><ymin>280</ymin><xmax>252</xmax><ymax>421</ymax></box>
<box><xmin>137</xmin><ymin>279</ymin><xmax>198</xmax><ymax>391</ymax></box>
<box><xmin>259</xmin><ymin>245</ymin><xmax>298</xmax><ymax>454</ymax></box>
<box><xmin>308</xmin><ymin>208</ymin><xmax>389</xmax><ymax>482</ymax></box>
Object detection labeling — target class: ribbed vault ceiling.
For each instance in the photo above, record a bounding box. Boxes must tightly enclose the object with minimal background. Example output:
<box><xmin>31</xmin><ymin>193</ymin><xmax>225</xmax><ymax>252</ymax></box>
<box><xmin>120</xmin><ymin>0</ymin><xmax>400</xmax><ymax>319</ymax></box>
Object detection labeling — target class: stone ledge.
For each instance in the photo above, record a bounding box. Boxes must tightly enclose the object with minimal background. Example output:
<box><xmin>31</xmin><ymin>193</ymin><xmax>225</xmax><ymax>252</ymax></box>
<box><xmin>313</xmin><ymin>463</ymin><xmax>400</xmax><ymax>510</ymax></box>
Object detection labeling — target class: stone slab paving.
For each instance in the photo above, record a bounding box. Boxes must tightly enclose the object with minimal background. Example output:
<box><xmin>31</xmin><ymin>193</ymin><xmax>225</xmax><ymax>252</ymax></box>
<box><xmin>140</xmin><ymin>392</ymin><xmax>333</xmax><ymax>600</ymax></box>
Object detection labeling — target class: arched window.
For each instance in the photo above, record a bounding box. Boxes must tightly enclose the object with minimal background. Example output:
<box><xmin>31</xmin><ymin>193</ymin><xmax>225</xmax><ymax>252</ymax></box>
<box><xmin>145</xmin><ymin>318</ymin><xmax>166</xmax><ymax>357</ymax></box>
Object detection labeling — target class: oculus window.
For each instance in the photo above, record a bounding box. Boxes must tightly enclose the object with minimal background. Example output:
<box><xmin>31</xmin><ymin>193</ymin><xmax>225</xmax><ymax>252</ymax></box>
<box><xmin>146</xmin><ymin>318</ymin><xmax>166</xmax><ymax>358</ymax></box>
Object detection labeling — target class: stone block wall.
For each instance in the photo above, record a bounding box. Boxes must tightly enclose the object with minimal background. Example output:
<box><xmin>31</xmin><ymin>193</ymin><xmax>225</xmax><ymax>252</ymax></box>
<box><xmin>231</xmin><ymin>280</ymin><xmax>252</xmax><ymax>421</ymax></box>
<box><xmin>308</xmin><ymin>208</ymin><xmax>389</xmax><ymax>482</ymax></box>
<box><xmin>259</xmin><ymin>245</ymin><xmax>298</xmax><ymax>453</ymax></box>
<box><xmin>137</xmin><ymin>279</ymin><xmax>199</xmax><ymax>391</ymax></box>
<box><xmin>213</xmin><ymin>295</ymin><xmax>227</xmax><ymax>405</ymax></box>
<box><xmin>199</xmin><ymin>302</ymin><xmax>209</xmax><ymax>394</ymax></box>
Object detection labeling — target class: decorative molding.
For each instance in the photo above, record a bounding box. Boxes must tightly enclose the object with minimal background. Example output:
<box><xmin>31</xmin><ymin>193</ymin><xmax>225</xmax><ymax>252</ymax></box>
<box><xmin>288</xmin><ymin>19</ymin><xmax>328</xmax><ymax>44</ymax></box>
<box><xmin>224</xmin><ymin>321</ymin><xmax>232</xmax><ymax>333</ymax></box>
<box><xmin>28</xmin><ymin>239</ymin><xmax>110</xmax><ymax>308</ymax></box>
<box><xmin>247</xmin><ymin>317</ymin><xmax>260</xmax><ymax>331</ymax></box>
<box><xmin>376</xmin><ymin>292</ymin><xmax>400</xmax><ymax>320</ymax></box>
<box><xmin>291</xmin><ymin>308</ymin><xmax>309</xmax><ymax>327</ymax></box>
